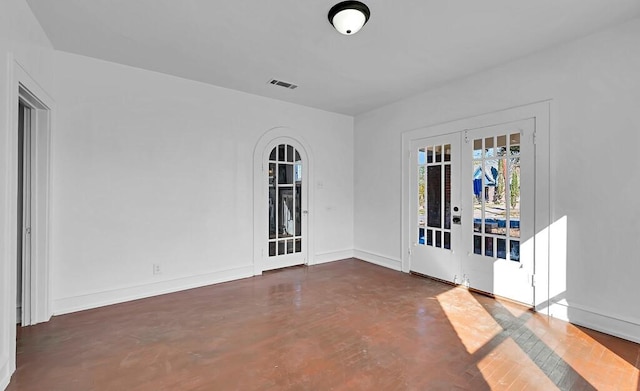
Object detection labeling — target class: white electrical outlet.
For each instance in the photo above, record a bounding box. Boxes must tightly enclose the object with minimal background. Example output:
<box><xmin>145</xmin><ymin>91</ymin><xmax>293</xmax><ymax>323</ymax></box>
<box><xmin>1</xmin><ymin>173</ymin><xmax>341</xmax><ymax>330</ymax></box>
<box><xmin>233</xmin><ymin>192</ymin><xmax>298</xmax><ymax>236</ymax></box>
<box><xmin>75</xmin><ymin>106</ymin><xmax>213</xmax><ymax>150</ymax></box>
<box><xmin>153</xmin><ymin>264</ymin><xmax>161</xmax><ymax>275</ymax></box>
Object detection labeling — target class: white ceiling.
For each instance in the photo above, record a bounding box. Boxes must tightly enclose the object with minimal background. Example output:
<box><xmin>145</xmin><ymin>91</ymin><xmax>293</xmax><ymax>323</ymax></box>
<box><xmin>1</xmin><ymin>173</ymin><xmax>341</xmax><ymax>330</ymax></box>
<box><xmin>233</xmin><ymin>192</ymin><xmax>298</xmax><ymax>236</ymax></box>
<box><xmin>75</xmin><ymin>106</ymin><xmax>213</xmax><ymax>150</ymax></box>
<box><xmin>26</xmin><ymin>0</ymin><xmax>640</xmax><ymax>115</ymax></box>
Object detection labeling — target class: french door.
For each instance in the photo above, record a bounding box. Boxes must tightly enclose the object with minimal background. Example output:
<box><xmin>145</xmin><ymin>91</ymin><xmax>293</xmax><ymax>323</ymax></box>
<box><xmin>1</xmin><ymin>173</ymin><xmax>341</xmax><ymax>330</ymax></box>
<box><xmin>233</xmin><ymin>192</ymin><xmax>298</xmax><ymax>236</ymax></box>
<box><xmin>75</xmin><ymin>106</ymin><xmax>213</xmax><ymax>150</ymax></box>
<box><xmin>410</xmin><ymin>119</ymin><xmax>535</xmax><ymax>305</ymax></box>
<box><xmin>410</xmin><ymin>134</ymin><xmax>462</xmax><ymax>283</ymax></box>
<box><xmin>264</xmin><ymin>142</ymin><xmax>307</xmax><ymax>271</ymax></box>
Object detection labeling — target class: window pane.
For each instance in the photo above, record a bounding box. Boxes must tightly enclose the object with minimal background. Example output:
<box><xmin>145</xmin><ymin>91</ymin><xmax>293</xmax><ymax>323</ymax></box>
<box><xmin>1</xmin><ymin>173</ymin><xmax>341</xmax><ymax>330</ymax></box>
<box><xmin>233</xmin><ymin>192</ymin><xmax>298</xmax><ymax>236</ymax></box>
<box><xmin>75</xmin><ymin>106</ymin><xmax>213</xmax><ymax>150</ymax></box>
<box><xmin>278</xmin><ymin>241</ymin><xmax>286</xmax><ymax>255</ymax></box>
<box><xmin>269</xmin><ymin>147</ymin><xmax>277</xmax><ymax>161</ymax></box>
<box><xmin>510</xmin><ymin>133</ymin><xmax>520</xmax><ymax>156</ymax></box>
<box><xmin>497</xmin><ymin>238</ymin><xmax>507</xmax><ymax>259</ymax></box>
<box><xmin>295</xmin><ymin>184</ymin><xmax>302</xmax><ymax>236</ymax></box>
<box><xmin>427</xmin><ymin>146</ymin><xmax>433</xmax><ymax>163</ymax></box>
<box><xmin>418</xmin><ymin>227</ymin><xmax>425</xmax><ymax>245</ymax></box>
<box><xmin>278</xmin><ymin>188</ymin><xmax>293</xmax><ymax>237</ymax></box>
<box><xmin>278</xmin><ymin>164</ymin><xmax>293</xmax><ymax>184</ymax></box>
<box><xmin>295</xmin><ymin>239</ymin><xmax>301</xmax><ymax>253</ymax></box>
<box><xmin>473</xmin><ymin>139</ymin><xmax>482</xmax><ymax>159</ymax></box>
<box><xmin>510</xmin><ymin>240</ymin><xmax>520</xmax><ymax>262</ymax></box>
<box><xmin>444</xmin><ymin>232</ymin><xmax>451</xmax><ymax>250</ymax></box>
<box><xmin>484</xmin><ymin>137</ymin><xmax>494</xmax><ymax>158</ymax></box>
<box><xmin>435</xmin><ymin>145</ymin><xmax>442</xmax><ymax>163</ymax></box>
<box><xmin>444</xmin><ymin>164</ymin><xmax>451</xmax><ymax>230</ymax></box>
<box><xmin>484</xmin><ymin>159</ymin><xmax>506</xmax><ymax>236</ymax></box>
<box><xmin>497</xmin><ymin>135</ymin><xmax>507</xmax><ymax>157</ymax></box>
<box><xmin>435</xmin><ymin>231</ymin><xmax>442</xmax><ymax>248</ymax></box>
<box><xmin>485</xmin><ymin>237</ymin><xmax>494</xmax><ymax>257</ymax></box>
<box><xmin>294</xmin><ymin>163</ymin><xmax>302</xmax><ymax>182</ymax></box>
<box><xmin>278</xmin><ymin>144</ymin><xmax>286</xmax><ymax>162</ymax></box>
<box><xmin>269</xmin><ymin>163</ymin><xmax>276</xmax><ymax>186</ymax></box>
<box><xmin>427</xmin><ymin>229</ymin><xmax>433</xmax><ymax>246</ymax></box>
<box><xmin>269</xmin><ymin>186</ymin><xmax>276</xmax><ymax>239</ymax></box>
<box><xmin>509</xmin><ymin>158</ymin><xmax>521</xmax><ymax>238</ymax></box>
<box><xmin>295</xmin><ymin>150</ymin><xmax>301</xmax><ymax>162</ymax></box>
<box><xmin>473</xmin><ymin>161</ymin><xmax>482</xmax><ymax>233</ymax></box>
<box><xmin>287</xmin><ymin>145</ymin><xmax>294</xmax><ymax>162</ymax></box>
<box><xmin>287</xmin><ymin>239</ymin><xmax>294</xmax><ymax>254</ymax></box>
<box><xmin>418</xmin><ymin>165</ymin><xmax>425</xmax><ymax>231</ymax></box>
<box><xmin>444</xmin><ymin>144</ymin><xmax>451</xmax><ymax>162</ymax></box>
<box><xmin>427</xmin><ymin>166</ymin><xmax>442</xmax><ymax>228</ymax></box>
<box><xmin>269</xmin><ymin>242</ymin><xmax>276</xmax><ymax>257</ymax></box>
<box><xmin>474</xmin><ymin>235</ymin><xmax>482</xmax><ymax>255</ymax></box>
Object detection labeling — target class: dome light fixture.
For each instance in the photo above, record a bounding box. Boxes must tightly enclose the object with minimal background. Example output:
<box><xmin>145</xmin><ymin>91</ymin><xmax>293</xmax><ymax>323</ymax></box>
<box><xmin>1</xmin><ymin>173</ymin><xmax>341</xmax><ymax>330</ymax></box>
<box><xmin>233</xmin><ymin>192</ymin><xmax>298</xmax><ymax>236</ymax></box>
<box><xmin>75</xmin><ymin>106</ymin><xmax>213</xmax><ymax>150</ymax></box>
<box><xmin>328</xmin><ymin>1</ymin><xmax>371</xmax><ymax>36</ymax></box>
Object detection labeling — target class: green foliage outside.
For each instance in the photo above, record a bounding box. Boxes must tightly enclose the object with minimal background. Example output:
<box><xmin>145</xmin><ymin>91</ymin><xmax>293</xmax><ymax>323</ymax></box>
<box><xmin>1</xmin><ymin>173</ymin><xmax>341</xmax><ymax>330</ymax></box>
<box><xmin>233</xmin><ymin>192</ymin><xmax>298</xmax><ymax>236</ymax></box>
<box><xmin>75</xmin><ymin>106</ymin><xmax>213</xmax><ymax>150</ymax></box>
<box><xmin>418</xmin><ymin>166</ymin><xmax>425</xmax><ymax>212</ymax></box>
<box><xmin>495</xmin><ymin>159</ymin><xmax>505</xmax><ymax>203</ymax></box>
<box><xmin>510</xmin><ymin>170</ymin><xmax>519</xmax><ymax>208</ymax></box>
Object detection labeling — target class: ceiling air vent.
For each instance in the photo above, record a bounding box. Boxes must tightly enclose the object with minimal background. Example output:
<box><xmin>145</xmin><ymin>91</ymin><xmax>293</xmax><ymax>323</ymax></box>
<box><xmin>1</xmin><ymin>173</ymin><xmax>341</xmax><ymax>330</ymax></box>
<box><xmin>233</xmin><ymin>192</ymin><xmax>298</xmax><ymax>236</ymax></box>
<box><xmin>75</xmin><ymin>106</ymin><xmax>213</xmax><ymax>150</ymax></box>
<box><xmin>268</xmin><ymin>79</ymin><xmax>298</xmax><ymax>90</ymax></box>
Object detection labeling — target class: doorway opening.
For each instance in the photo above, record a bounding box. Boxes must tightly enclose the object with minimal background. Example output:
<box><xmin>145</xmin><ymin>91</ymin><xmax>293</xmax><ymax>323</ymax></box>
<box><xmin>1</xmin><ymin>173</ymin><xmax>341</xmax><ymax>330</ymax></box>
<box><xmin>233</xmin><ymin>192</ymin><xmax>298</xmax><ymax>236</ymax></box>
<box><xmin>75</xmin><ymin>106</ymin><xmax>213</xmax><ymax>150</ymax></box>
<box><xmin>13</xmin><ymin>83</ymin><xmax>52</xmax><ymax>327</ymax></box>
<box><xmin>16</xmin><ymin>100</ymin><xmax>32</xmax><ymax>325</ymax></box>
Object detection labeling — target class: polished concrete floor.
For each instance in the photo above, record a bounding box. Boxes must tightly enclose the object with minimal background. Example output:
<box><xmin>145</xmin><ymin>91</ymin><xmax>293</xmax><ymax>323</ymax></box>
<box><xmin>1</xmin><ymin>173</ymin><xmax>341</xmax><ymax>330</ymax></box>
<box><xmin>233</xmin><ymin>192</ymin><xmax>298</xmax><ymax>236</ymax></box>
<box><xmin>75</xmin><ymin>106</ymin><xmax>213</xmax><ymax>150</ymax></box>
<box><xmin>7</xmin><ymin>259</ymin><xmax>640</xmax><ymax>390</ymax></box>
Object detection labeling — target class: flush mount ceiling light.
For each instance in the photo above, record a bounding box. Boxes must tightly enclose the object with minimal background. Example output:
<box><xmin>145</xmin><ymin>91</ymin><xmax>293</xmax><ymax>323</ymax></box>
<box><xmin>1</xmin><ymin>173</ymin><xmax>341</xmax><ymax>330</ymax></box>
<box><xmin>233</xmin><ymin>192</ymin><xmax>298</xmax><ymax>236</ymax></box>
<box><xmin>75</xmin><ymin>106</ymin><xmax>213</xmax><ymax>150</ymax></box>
<box><xmin>328</xmin><ymin>1</ymin><xmax>370</xmax><ymax>35</ymax></box>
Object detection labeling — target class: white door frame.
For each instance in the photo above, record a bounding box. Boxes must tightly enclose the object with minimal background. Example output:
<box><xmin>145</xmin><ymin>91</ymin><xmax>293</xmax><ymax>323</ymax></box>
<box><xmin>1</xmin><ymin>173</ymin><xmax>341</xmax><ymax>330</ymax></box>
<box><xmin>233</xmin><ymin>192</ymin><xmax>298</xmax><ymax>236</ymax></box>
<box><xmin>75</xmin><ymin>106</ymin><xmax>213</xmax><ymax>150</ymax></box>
<box><xmin>253</xmin><ymin>127</ymin><xmax>314</xmax><ymax>275</ymax></box>
<box><xmin>401</xmin><ymin>101</ymin><xmax>551</xmax><ymax>312</ymax></box>
<box><xmin>4</xmin><ymin>55</ymin><xmax>54</xmax><ymax>377</ymax></box>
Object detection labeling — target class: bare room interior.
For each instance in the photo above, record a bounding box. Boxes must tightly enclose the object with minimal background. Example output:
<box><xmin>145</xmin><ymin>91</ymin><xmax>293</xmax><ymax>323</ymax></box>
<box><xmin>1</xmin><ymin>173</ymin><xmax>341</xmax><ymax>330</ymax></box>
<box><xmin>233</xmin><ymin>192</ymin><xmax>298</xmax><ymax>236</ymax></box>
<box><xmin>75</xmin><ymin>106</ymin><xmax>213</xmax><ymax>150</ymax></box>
<box><xmin>1</xmin><ymin>0</ymin><xmax>640</xmax><ymax>389</ymax></box>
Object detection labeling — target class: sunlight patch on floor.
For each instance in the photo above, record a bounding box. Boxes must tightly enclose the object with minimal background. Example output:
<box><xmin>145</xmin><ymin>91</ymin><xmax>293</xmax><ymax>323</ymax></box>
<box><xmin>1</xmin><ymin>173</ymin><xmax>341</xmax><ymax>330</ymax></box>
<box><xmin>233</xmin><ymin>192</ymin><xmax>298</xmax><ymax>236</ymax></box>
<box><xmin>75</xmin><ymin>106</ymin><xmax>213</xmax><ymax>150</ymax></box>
<box><xmin>436</xmin><ymin>287</ymin><xmax>501</xmax><ymax>354</ymax></box>
<box><xmin>495</xmin><ymin>297</ymin><xmax>530</xmax><ymax>318</ymax></box>
<box><xmin>529</xmin><ymin>319</ymin><xmax>640</xmax><ymax>390</ymax></box>
<box><xmin>477</xmin><ymin>338</ymin><xmax>559</xmax><ymax>391</ymax></box>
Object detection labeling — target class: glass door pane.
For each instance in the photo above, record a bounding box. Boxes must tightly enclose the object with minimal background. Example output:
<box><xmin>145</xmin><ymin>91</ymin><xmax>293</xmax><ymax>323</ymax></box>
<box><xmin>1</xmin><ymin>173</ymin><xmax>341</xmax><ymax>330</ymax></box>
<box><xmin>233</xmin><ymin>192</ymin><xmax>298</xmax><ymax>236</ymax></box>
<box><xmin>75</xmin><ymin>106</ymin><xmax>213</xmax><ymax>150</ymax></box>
<box><xmin>268</xmin><ymin>144</ymin><xmax>303</xmax><ymax>257</ymax></box>
<box><xmin>470</xmin><ymin>134</ymin><xmax>521</xmax><ymax>262</ymax></box>
<box><xmin>417</xmin><ymin>142</ymin><xmax>452</xmax><ymax>251</ymax></box>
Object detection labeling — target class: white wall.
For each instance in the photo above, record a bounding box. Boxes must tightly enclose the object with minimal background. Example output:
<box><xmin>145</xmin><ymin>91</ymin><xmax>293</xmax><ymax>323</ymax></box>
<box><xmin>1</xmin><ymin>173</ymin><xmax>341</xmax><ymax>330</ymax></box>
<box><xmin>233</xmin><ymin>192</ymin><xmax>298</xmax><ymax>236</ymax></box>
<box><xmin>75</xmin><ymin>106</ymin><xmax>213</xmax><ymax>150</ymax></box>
<box><xmin>0</xmin><ymin>0</ymin><xmax>54</xmax><ymax>388</ymax></box>
<box><xmin>354</xmin><ymin>18</ymin><xmax>640</xmax><ymax>341</ymax></box>
<box><xmin>51</xmin><ymin>51</ymin><xmax>354</xmax><ymax>314</ymax></box>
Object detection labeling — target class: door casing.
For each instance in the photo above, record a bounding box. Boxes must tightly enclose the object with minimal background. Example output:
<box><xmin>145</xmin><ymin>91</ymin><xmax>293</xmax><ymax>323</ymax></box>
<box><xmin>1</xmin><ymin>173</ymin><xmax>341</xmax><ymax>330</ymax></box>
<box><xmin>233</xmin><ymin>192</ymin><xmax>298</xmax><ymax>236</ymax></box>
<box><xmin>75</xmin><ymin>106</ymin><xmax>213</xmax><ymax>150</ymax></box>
<box><xmin>5</xmin><ymin>55</ymin><xmax>54</xmax><ymax>378</ymax></box>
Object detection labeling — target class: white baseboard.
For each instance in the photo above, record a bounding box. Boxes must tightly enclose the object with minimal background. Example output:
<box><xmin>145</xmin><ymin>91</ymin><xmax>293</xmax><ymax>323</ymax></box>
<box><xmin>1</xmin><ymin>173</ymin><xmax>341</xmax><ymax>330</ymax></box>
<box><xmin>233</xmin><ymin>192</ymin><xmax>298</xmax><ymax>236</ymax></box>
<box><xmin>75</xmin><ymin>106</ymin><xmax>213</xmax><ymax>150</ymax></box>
<box><xmin>353</xmin><ymin>249</ymin><xmax>402</xmax><ymax>271</ymax></box>
<box><xmin>52</xmin><ymin>265</ymin><xmax>254</xmax><ymax>316</ymax></box>
<box><xmin>312</xmin><ymin>249</ymin><xmax>354</xmax><ymax>265</ymax></box>
<box><xmin>548</xmin><ymin>301</ymin><xmax>640</xmax><ymax>344</ymax></box>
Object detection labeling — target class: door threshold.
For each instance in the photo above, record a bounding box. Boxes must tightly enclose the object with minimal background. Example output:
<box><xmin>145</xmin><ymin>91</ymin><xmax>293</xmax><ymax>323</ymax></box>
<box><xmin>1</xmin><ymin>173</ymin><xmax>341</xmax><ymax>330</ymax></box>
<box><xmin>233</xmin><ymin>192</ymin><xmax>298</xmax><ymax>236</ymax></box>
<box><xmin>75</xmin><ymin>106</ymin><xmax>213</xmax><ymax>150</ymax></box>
<box><xmin>263</xmin><ymin>264</ymin><xmax>308</xmax><ymax>274</ymax></box>
<box><xmin>410</xmin><ymin>271</ymin><xmax>457</xmax><ymax>287</ymax></box>
<box><xmin>410</xmin><ymin>271</ymin><xmax>534</xmax><ymax>310</ymax></box>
